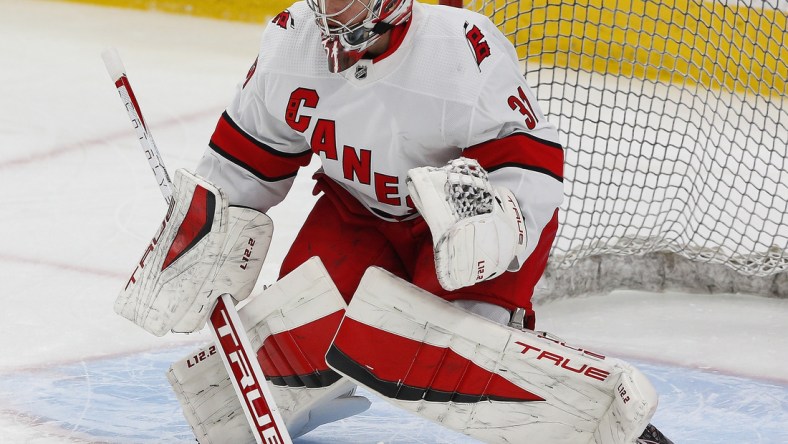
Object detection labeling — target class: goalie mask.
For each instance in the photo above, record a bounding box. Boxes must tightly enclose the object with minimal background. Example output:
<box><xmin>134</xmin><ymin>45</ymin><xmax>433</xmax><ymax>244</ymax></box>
<box><xmin>306</xmin><ymin>0</ymin><xmax>413</xmax><ymax>72</ymax></box>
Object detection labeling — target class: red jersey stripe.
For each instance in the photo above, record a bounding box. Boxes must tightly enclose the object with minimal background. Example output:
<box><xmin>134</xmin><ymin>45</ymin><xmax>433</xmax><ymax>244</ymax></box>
<box><xmin>464</xmin><ymin>133</ymin><xmax>564</xmax><ymax>182</ymax></box>
<box><xmin>209</xmin><ymin>112</ymin><xmax>312</xmax><ymax>182</ymax></box>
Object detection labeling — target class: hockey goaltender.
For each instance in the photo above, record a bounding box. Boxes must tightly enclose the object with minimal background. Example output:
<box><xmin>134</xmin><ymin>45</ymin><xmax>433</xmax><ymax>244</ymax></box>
<box><xmin>114</xmin><ymin>0</ymin><xmax>673</xmax><ymax>442</ymax></box>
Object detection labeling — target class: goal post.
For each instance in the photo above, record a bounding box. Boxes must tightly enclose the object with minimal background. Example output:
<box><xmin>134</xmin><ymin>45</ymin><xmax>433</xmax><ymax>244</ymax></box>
<box><xmin>441</xmin><ymin>0</ymin><xmax>788</xmax><ymax>298</ymax></box>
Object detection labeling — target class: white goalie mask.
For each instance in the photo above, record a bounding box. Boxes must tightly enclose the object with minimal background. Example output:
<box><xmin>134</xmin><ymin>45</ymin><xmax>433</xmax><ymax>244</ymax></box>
<box><xmin>306</xmin><ymin>0</ymin><xmax>413</xmax><ymax>72</ymax></box>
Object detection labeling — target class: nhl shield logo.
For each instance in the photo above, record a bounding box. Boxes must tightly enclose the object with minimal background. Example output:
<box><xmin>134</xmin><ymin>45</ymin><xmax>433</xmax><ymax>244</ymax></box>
<box><xmin>355</xmin><ymin>64</ymin><xmax>368</xmax><ymax>80</ymax></box>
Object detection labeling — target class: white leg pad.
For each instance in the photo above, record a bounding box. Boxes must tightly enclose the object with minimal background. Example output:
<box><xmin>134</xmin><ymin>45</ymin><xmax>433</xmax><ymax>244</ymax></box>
<box><xmin>167</xmin><ymin>344</ymin><xmax>250</xmax><ymax>444</ymax></box>
<box><xmin>327</xmin><ymin>267</ymin><xmax>658</xmax><ymax>444</ymax></box>
<box><xmin>168</xmin><ymin>257</ymin><xmax>369</xmax><ymax>442</ymax></box>
<box><xmin>595</xmin><ymin>361</ymin><xmax>659</xmax><ymax>443</ymax></box>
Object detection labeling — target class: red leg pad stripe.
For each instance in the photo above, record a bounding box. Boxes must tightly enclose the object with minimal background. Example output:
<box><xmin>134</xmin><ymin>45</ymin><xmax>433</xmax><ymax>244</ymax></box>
<box><xmin>257</xmin><ymin>310</ymin><xmax>345</xmax><ymax>388</ymax></box>
<box><xmin>328</xmin><ymin>317</ymin><xmax>544</xmax><ymax>403</ymax></box>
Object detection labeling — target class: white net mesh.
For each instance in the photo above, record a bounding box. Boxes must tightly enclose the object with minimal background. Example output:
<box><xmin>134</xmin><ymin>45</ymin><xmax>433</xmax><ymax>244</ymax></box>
<box><xmin>460</xmin><ymin>0</ymin><xmax>788</xmax><ymax>296</ymax></box>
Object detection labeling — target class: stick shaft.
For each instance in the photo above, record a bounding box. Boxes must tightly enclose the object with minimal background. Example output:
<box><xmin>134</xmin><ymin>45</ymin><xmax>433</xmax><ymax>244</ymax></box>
<box><xmin>102</xmin><ymin>48</ymin><xmax>291</xmax><ymax>444</ymax></box>
<box><xmin>102</xmin><ymin>48</ymin><xmax>173</xmax><ymax>203</ymax></box>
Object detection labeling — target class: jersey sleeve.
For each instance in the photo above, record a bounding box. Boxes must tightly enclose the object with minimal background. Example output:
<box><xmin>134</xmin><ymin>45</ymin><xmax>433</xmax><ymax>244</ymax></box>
<box><xmin>196</xmin><ymin>44</ymin><xmax>313</xmax><ymax>213</ymax></box>
<box><xmin>456</xmin><ymin>16</ymin><xmax>565</xmax><ymax>270</ymax></box>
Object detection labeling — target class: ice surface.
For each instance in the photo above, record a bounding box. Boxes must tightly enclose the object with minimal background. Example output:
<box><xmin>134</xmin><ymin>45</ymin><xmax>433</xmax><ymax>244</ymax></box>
<box><xmin>0</xmin><ymin>0</ymin><xmax>786</xmax><ymax>442</ymax></box>
<box><xmin>1</xmin><ymin>346</ymin><xmax>786</xmax><ymax>443</ymax></box>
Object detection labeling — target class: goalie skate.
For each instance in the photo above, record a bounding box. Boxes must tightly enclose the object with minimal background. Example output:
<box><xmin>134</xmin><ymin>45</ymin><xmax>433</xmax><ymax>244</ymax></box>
<box><xmin>636</xmin><ymin>423</ymin><xmax>674</xmax><ymax>444</ymax></box>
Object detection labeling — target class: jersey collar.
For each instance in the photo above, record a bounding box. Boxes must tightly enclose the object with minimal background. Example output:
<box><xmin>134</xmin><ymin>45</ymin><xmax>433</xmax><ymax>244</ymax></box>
<box><xmin>340</xmin><ymin>2</ymin><xmax>423</xmax><ymax>85</ymax></box>
<box><xmin>371</xmin><ymin>16</ymin><xmax>412</xmax><ymax>64</ymax></box>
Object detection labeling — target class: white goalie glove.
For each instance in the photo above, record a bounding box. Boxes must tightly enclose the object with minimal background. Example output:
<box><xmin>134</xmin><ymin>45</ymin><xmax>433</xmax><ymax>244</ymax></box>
<box><xmin>115</xmin><ymin>169</ymin><xmax>273</xmax><ymax>336</ymax></box>
<box><xmin>407</xmin><ymin>158</ymin><xmax>526</xmax><ymax>290</ymax></box>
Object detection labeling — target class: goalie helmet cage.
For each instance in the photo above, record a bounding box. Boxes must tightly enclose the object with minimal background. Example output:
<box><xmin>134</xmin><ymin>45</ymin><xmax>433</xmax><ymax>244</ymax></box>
<box><xmin>440</xmin><ymin>0</ymin><xmax>788</xmax><ymax>298</ymax></box>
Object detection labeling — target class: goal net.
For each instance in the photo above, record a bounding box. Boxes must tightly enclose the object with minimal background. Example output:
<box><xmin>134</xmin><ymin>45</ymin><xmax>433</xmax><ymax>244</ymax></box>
<box><xmin>446</xmin><ymin>0</ymin><xmax>788</xmax><ymax>298</ymax></box>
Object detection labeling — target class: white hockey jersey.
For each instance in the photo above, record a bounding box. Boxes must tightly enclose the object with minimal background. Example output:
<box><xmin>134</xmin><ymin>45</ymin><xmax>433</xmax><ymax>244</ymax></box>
<box><xmin>196</xmin><ymin>1</ymin><xmax>564</xmax><ymax>267</ymax></box>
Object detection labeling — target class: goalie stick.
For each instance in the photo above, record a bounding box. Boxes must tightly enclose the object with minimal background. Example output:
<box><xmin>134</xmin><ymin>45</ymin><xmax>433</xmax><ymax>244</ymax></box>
<box><xmin>101</xmin><ymin>48</ymin><xmax>292</xmax><ymax>444</ymax></box>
